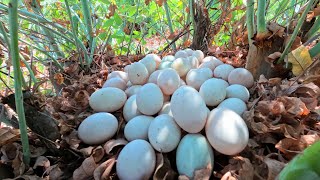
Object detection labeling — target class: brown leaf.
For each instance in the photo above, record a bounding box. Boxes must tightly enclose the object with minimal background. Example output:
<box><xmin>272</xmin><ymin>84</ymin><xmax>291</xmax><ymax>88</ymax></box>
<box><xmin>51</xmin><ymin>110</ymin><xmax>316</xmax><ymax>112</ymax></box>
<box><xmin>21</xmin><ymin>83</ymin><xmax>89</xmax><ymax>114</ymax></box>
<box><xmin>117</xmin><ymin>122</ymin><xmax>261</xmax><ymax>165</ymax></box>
<box><xmin>0</xmin><ymin>127</ymin><xmax>20</xmax><ymax>146</ymax></box>
<box><xmin>48</xmin><ymin>164</ymin><xmax>64</xmax><ymax>180</ymax></box>
<box><xmin>168</xmin><ymin>31</ymin><xmax>179</xmax><ymax>40</ymax></box>
<box><xmin>155</xmin><ymin>0</ymin><xmax>164</xmax><ymax>6</ymax></box>
<box><xmin>62</xmin><ymin>130</ymin><xmax>81</xmax><ymax>149</ymax></box>
<box><xmin>29</xmin><ymin>146</ymin><xmax>46</xmax><ymax>158</ymax></box>
<box><xmin>263</xmin><ymin>157</ymin><xmax>285</xmax><ymax>180</ymax></box>
<box><xmin>93</xmin><ymin>157</ymin><xmax>116</xmax><ymax>180</ymax></box>
<box><xmin>278</xmin><ymin>96</ymin><xmax>310</xmax><ymax>116</ymax></box>
<box><xmin>103</xmin><ymin>138</ymin><xmax>128</xmax><ymax>155</ymax></box>
<box><xmin>145</xmin><ymin>0</ymin><xmax>151</xmax><ymax>5</ymax></box>
<box><xmin>92</xmin><ymin>146</ymin><xmax>105</xmax><ymax>163</ymax></box>
<box><xmin>74</xmin><ymin>90</ymin><xmax>90</xmax><ymax>108</ymax></box>
<box><xmin>266</xmin><ymin>52</ymin><xmax>282</xmax><ymax>65</ymax></box>
<box><xmin>73</xmin><ymin>156</ymin><xmax>98</xmax><ymax>180</ymax></box>
<box><xmin>80</xmin><ymin>146</ymin><xmax>95</xmax><ymax>157</ymax></box>
<box><xmin>221</xmin><ymin>171</ymin><xmax>237</xmax><ymax>180</ymax></box>
<box><xmin>153</xmin><ymin>153</ymin><xmax>177</xmax><ymax>180</ymax></box>
<box><xmin>33</xmin><ymin>156</ymin><xmax>50</xmax><ymax>171</ymax></box>
<box><xmin>12</xmin><ymin>151</ymin><xmax>26</xmax><ymax>176</ymax></box>
<box><xmin>54</xmin><ymin>73</ymin><xmax>64</xmax><ymax>85</ymax></box>
<box><xmin>107</xmin><ymin>4</ymin><xmax>117</xmax><ymax>18</ymax></box>
<box><xmin>220</xmin><ymin>156</ymin><xmax>254</xmax><ymax>180</ymax></box>
<box><xmin>64</xmin><ymin>62</ymin><xmax>79</xmax><ymax>75</ymax></box>
<box><xmin>268</xmin><ymin>22</ymin><xmax>285</xmax><ymax>37</ymax></box>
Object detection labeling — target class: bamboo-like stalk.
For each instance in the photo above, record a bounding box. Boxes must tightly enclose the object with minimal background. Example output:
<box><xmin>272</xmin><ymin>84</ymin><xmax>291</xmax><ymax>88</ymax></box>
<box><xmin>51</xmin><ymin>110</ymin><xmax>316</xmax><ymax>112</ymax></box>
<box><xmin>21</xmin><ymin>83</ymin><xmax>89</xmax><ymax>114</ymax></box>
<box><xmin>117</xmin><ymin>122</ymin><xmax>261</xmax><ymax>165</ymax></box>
<box><xmin>127</xmin><ymin>0</ymin><xmax>141</xmax><ymax>56</ymax></box>
<box><xmin>8</xmin><ymin>0</ymin><xmax>30</xmax><ymax>165</ymax></box>
<box><xmin>164</xmin><ymin>0</ymin><xmax>176</xmax><ymax>50</ymax></box>
<box><xmin>80</xmin><ymin>0</ymin><xmax>93</xmax><ymax>50</ymax></box>
<box><xmin>0</xmin><ymin>22</ymin><xmax>10</xmax><ymax>50</ymax></box>
<box><xmin>277</xmin><ymin>0</ymin><xmax>316</xmax><ymax>64</ymax></box>
<box><xmin>246</xmin><ymin>0</ymin><xmax>255</xmax><ymax>45</ymax></box>
<box><xmin>19</xmin><ymin>54</ymin><xmax>37</xmax><ymax>84</ymax></box>
<box><xmin>309</xmin><ymin>42</ymin><xmax>320</xmax><ymax>58</ymax></box>
<box><xmin>305</xmin><ymin>17</ymin><xmax>320</xmax><ymax>40</ymax></box>
<box><xmin>257</xmin><ymin>0</ymin><xmax>267</xmax><ymax>35</ymax></box>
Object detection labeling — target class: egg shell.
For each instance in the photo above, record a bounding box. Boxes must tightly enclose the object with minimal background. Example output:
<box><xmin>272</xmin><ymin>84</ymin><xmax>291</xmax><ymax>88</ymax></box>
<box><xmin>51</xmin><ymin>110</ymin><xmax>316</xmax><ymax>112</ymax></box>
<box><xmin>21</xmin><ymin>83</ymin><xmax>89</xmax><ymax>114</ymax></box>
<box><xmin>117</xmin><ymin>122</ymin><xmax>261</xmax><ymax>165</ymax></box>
<box><xmin>184</xmin><ymin>48</ymin><xmax>194</xmax><ymax>56</ymax></box>
<box><xmin>218</xmin><ymin>98</ymin><xmax>247</xmax><ymax>115</ymax></box>
<box><xmin>126</xmin><ymin>80</ymin><xmax>132</xmax><ymax>87</ymax></box>
<box><xmin>187</xmin><ymin>56</ymin><xmax>199</xmax><ymax>69</ymax></box>
<box><xmin>123</xmin><ymin>95</ymin><xmax>142</xmax><ymax>122</ymax></box>
<box><xmin>202</xmin><ymin>56</ymin><xmax>223</xmax><ymax>66</ymax></box>
<box><xmin>124</xmin><ymin>115</ymin><xmax>154</xmax><ymax>141</ymax></box>
<box><xmin>102</xmin><ymin>77</ymin><xmax>126</xmax><ymax>90</ymax></box>
<box><xmin>128</xmin><ymin>62</ymin><xmax>149</xmax><ymax>85</ymax></box>
<box><xmin>124</xmin><ymin>65</ymin><xmax>130</xmax><ymax>73</ymax></box>
<box><xmin>176</xmin><ymin>134</ymin><xmax>214</xmax><ymax>178</ymax></box>
<box><xmin>171</xmin><ymin>86</ymin><xmax>208</xmax><ymax>133</ymax></box>
<box><xmin>157</xmin><ymin>68</ymin><xmax>180</xmax><ymax>95</ymax></box>
<box><xmin>226</xmin><ymin>84</ymin><xmax>250</xmax><ymax>102</ymax></box>
<box><xmin>159</xmin><ymin>102</ymin><xmax>173</xmax><ymax>116</ymax></box>
<box><xmin>89</xmin><ymin>87</ymin><xmax>127</xmax><ymax>112</ymax></box>
<box><xmin>148</xmin><ymin>70</ymin><xmax>162</xmax><ymax>84</ymax></box>
<box><xmin>205</xmin><ymin>108</ymin><xmax>249</xmax><ymax>155</ymax></box>
<box><xmin>78</xmin><ymin>112</ymin><xmax>118</xmax><ymax>145</ymax></box>
<box><xmin>145</xmin><ymin>54</ymin><xmax>161</xmax><ymax>68</ymax></box>
<box><xmin>192</xmin><ymin>50</ymin><xmax>204</xmax><ymax>62</ymax></box>
<box><xmin>136</xmin><ymin>83</ymin><xmax>164</xmax><ymax>115</ymax></box>
<box><xmin>158</xmin><ymin>61</ymin><xmax>173</xmax><ymax>70</ymax></box>
<box><xmin>125</xmin><ymin>85</ymin><xmax>142</xmax><ymax>97</ymax></box>
<box><xmin>116</xmin><ymin>139</ymin><xmax>156</xmax><ymax>180</ymax></box>
<box><xmin>162</xmin><ymin>55</ymin><xmax>175</xmax><ymax>62</ymax></box>
<box><xmin>107</xmin><ymin>71</ymin><xmax>129</xmax><ymax>83</ymax></box>
<box><xmin>199</xmin><ymin>60</ymin><xmax>216</xmax><ymax>71</ymax></box>
<box><xmin>140</xmin><ymin>56</ymin><xmax>157</xmax><ymax>74</ymax></box>
<box><xmin>175</xmin><ymin>50</ymin><xmax>188</xmax><ymax>59</ymax></box>
<box><xmin>213</xmin><ymin>64</ymin><xmax>235</xmax><ymax>80</ymax></box>
<box><xmin>148</xmin><ymin>114</ymin><xmax>181</xmax><ymax>153</ymax></box>
<box><xmin>228</xmin><ymin>68</ymin><xmax>254</xmax><ymax>88</ymax></box>
<box><xmin>186</xmin><ymin>68</ymin><xmax>213</xmax><ymax>90</ymax></box>
<box><xmin>199</xmin><ymin>78</ymin><xmax>228</xmax><ymax>106</ymax></box>
<box><xmin>171</xmin><ymin>58</ymin><xmax>192</xmax><ymax>77</ymax></box>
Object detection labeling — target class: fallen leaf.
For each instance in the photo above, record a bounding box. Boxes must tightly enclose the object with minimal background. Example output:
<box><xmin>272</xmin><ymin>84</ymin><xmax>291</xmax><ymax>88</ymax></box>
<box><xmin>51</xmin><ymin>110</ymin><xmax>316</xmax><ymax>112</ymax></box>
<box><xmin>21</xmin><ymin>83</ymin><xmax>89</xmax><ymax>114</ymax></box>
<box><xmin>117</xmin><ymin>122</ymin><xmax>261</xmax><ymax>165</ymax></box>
<box><xmin>48</xmin><ymin>164</ymin><xmax>64</xmax><ymax>180</ymax></box>
<box><xmin>92</xmin><ymin>146</ymin><xmax>105</xmax><ymax>163</ymax></box>
<box><xmin>221</xmin><ymin>171</ymin><xmax>237</xmax><ymax>180</ymax></box>
<box><xmin>93</xmin><ymin>157</ymin><xmax>116</xmax><ymax>180</ymax></box>
<box><xmin>268</xmin><ymin>22</ymin><xmax>285</xmax><ymax>37</ymax></box>
<box><xmin>153</xmin><ymin>153</ymin><xmax>177</xmax><ymax>180</ymax></box>
<box><xmin>288</xmin><ymin>45</ymin><xmax>312</xmax><ymax>76</ymax></box>
<box><xmin>62</xmin><ymin>130</ymin><xmax>81</xmax><ymax>149</ymax></box>
<box><xmin>107</xmin><ymin>4</ymin><xmax>117</xmax><ymax>18</ymax></box>
<box><xmin>33</xmin><ymin>156</ymin><xmax>50</xmax><ymax>171</ymax></box>
<box><xmin>103</xmin><ymin>138</ymin><xmax>128</xmax><ymax>154</ymax></box>
<box><xmin>263</xmin><ymin>157</ymin><xmax>285</xmax><ymax>180</ymax></box>
<box><xmin>155</xmin><ymin>0</ymin><xmax>163</xmax><ymax>6</ymax></box>
<box><xmin>0</xmin><ymin>127</ymin><xmax>20</xmax><ymax>146</ymax></box>
<box><xmin>278</xmin><ymin>96</ymin><xmax>310</xmax><ymax>116</ymax></box>
<box><xmin>54</xmin><ymin>73</ymin><xmax>64</xmax><ymax>85</ymax></box>
<box><xmin>73</xmin><ymin>156</ymin><xmax>98</xmax><ymax>180</ymax></box>
<box><xmin>74</xmin><ymin>90</ymin><xmax>90</xmax><ymax>108</ymax></box>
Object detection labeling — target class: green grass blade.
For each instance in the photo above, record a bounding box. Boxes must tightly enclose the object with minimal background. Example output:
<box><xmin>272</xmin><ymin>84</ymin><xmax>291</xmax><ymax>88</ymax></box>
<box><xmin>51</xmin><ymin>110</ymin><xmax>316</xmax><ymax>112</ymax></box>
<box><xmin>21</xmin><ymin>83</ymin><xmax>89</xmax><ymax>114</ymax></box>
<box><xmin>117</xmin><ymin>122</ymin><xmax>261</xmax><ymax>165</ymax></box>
<box><xmin>164</xmin><ymin>0</ymin><xmax>176</xmax><ymax>50</ymax></box>
<box><xmin>80</xmin><ymin>0</ymin><xmax>93</xmax><ymax>50</ymax></box>
<box><xmin>309</xmin><ymin>42</ymin><xmax>320</xmax><ymax>58</ymax></box>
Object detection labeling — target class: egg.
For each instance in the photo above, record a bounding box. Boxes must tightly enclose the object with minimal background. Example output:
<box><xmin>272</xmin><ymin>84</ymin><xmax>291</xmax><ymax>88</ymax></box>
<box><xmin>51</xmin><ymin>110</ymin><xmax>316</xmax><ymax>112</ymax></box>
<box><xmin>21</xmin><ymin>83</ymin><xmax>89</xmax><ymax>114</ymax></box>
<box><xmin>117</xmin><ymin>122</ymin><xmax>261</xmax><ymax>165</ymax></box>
<box><xmin>148</xmin><ymin>114</ymin><xmax>181</xmax><ymax>153</ymax></box>
<box><xmin>158</xmin><ymin>61</ymin><xmax>173</xmax><ymax>70</ymax></box>
<box><xmin>123</xmin><ymin>95</ymin><xmax>142</xmax><ymax>122</ymax></box>
<box><xmin>176</xmin><ymin>134</ymin><xmax>214</xmax><ymax>179</ymax></box>
<box><xmin>198</xmin><ymin>60</ymin><xmax>216</xmax><ymax>71</ymax></box>
<box><xmin>213</xmin><ymin>64</ymin><xmax>235</xmax><ymax>80</ymax></box>
<box><xmin>157</xmin><ymin>68</ymin><xmax>180</xmax><ymax>95</ymax></box>
<box><xmin>206</xmin><ymin>108</ymin><xmax>249</xmax><ymax>155</ymax></box>
<box><xmin>162</xmin><ymin>55</ymin><xmax>175</xmax><ymax>62</ymax></box>
<box><xmin>228</xmin><ymin>68</ymin><xmax>254</xmax><ymax>88</ymax></box>
<box><xmin>128</xmin><ymin>62</ymin><xmax>149</xmax><ymax>85</ymax></box>
<box><xmin>78</xmin><ymin>112</ymin><xmax>118</xmax><ymax>145</ymax></box>
<box><xmin>126</xmin><ymin>80</ymin><xmax>132</xmax><ymax>87</ymax></box>
<box><xmin>124</xmin><ymin>115</ymin><xmax>154</xmax><ymax>141</ymax></box>
<box><xmin>107</xmin><ymin>71</ymin><xmax>129</xmax><ymax>83</ymax></box>
<box><xmin>187</xmin><ymin>56</ymin><xmax>199</xmax><ymax>69</ymax></box>
<box><xmin>116</xmin><ymin>139</ymin><xmax>156</xmax><ymax>180</ymax></box>
<box><xmin>180</xmin><ymin>79</ymin><xmax>186</xmax><ymax>86</ymax></box>
<box><xmin>175</xmin><ymin>50</ymin><xmax>188</xmax><ymax>59</ymax></box>
<box><xmin>145</xmin><ymin>54</ymin><xmax>161</xmax><ymax>68</ymax></box>
<box><xmin>192</xmin><ymin>50</ymin><xmax>204</xmax><ymax>62</ymax></box>
<box><xmin>226</xmin><ymin>84</ymin><xmax>250</xmax><ymax>102</ymax></box>
<box><xmin>140</xmin><ymin>56</ymin><xmax>157</xmax><ymax>74</ymax></box>
<box><xmin>202</xmin><ymin>56</ymin><xmax>224</xmax><ymax>67</ymax></box>
<box><xmin>102</xmin><ymin>77</ymin><xmax>127</xmax><ymax>90</ymax></box>
<box><xmin>136</xmin><ymin>83</ymin><xmax>164</xmax><ymax>115</ymax></box>
<box><xmin>159</xmin><ymin>102</ymin><xmax>173</xmax><ymax>116</ymax></box>
<box><xmin>186</xmin><ymin>68</ymin><xmax>213</xmax><ymax>90</ymax></box>
<box><xmin>184</xmin><ymin>48</ymin><xmax>194</xmax><ymax>56</ymax></box>
<box><xmin>199</xmin><ymin>78</ymin><xmax>228</xmax><ymax>106</ymax></box>
<box><xmin>171</xmin><ymin>86</ymin><xmax>208</xmax><ymax>133</ymax></box>
<box><xmin>125</xmin><ymin>85</ymin><xmax>142</xmax><ymax>97</ymax></box>
<box><xmin>124</xmin><ymin>65</ymin><xmax>130</xmax><ymax>74</ymax></box>
<box><xmin>148</xmin><ymin>70</ymin><xmax>162</xmax><ymax>84</ymax></box>
<box><xmin>89</xmin><ymin>87</ymin><xmax>127</xmax><ymax>112</ymax></box>
<box><xmin>218</xmin><ymin>98</ymin><xmax>247</xmax><ymax>115</ymax></box>
<box><xmin>171</xmin><ymin>58</ymin><xmax>192</xmax><ymax>77</ymax></box>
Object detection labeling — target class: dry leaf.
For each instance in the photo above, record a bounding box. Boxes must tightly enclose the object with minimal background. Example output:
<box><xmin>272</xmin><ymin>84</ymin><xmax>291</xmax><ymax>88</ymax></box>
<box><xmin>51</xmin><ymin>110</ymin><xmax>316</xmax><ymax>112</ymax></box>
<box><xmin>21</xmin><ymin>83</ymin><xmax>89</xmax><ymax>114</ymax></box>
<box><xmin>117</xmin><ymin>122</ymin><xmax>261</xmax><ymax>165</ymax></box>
<box><xmin>288</xmin><ymin>45</ymin><xmax>313</xmax><ymax>76</ymax></box>
<box><xmin>47</xmin><ymin>164</ymin><xmax>64</xmax><ymax>180</ymax></box>
<box><xmin>268</xmin><ymin>22</ymin><xmax>285</xmax><ymax>37</ymax></box>
<box><xmin>266</xmin><ymin>52</ymin><xmax>282</xmax><ymax>65</ymax></box>
<box><xmin>62</xmin><ymin>130</ymin><xmax>81</xmax><ymax>149</ymax></box>
<box><xmin>0</xmin><ymin>127</ymin><xmax>20</xmax><ymax>146</ymax></box>
<box><xmin>155</xmin><ymin>0</ymin><xmax>164</xmax><ymax>6</ymax></box>
<box><xmin>153</xmin><ymin>153</ymin><xmax>177</xmax><ymax>180</ymax></box>
<box><xmin>54</xmin><ymin>73</ymin><xmax>64</xmax><ymax>85</ymax></box>
<box><xmin>145</xmin><ymin>0</ymin><xmax>151</xmax><ymax>5</ymax></box>
<box><xmin>263</xmin><ymin>157</ymin><xmax>285</xmax><ymax>180</ymax></box>
<box><xmin>73</xmin><ymin>156</ymin><xmax>98</xmax><ymax>180</ymax></box>
<box><xmin>221</xmin><ymin>171</ymin><xmax>237</xmax><ymax>180</ymax></box>
<box><xmin>33</xmin><ymin>156</ymin><xmax>50</xmax><ymax>171</ymax></box>
<box><xmin>92</xmin><ymin>146</ymin><xmax>105</xmax><ymax>163</ymax></box>
<box><xmin>107</xmin><ymin>4</ymin><xmax>117</xmax><ymax>18</ymax></box>
<box><xmin>74</xmin><ymin>90</ymin><xmax>90</xmax><ymax>108</ymax></box>
<box><xmin>93</xmin><ymin>157</ymin><xmax>116</xmax><ymax>180</ymax></box>
<box><xmin>103</xmin><ymin>138</ymin><xmax>128</xmax><ymax>154</ymax></box>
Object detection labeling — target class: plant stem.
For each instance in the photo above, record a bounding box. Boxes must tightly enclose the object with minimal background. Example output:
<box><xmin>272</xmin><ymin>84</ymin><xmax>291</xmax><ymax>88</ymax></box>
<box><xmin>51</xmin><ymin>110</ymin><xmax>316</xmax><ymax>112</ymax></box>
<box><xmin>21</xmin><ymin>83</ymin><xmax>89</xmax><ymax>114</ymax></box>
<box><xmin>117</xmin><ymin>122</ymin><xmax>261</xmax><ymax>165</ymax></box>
<box><xmin>127</xmin><ymin>0</ymin><xmax>141</xmax><ymax>56</ymax></box>
<box><xmin>257</xmin><ymin>0</ymin><xmax>267</xmax><ymax>35</ymax></box>
<box><xmin>80</xmin><ymin>0</ymin><xmax>93</xmax><ymax>50</ymax></box>
<box><xmin>277</xmin><ymin>0</ymin><xmax>316</xmax><ymax>64</ymax></box>
<box><xmin>8</xmin><ymin>0</ymin><xmax>30</xmax><ymax>165</ymax></box>
<box><xmin>309</xmin><ymin>42</ymin><xmax>320</xmax><ymax>58</ymax></box>
<box><xmin>305</xmin><ymin>17</ymin><xmax>320</xmax><ymax>40</ymax></box>
<box><xmin>164</xmin><ymin>0</ymin><xmax>176</xmax><ymax>50</ymax></box>
<box><xmin>0</xmin><ymin>22</ymin><xmax>10</xmax><ymax>50</ymax></box>
<box><xmin>246</xmin><ymin>0</ymin><xmax>255</xmax><ymax>45</ymax></box>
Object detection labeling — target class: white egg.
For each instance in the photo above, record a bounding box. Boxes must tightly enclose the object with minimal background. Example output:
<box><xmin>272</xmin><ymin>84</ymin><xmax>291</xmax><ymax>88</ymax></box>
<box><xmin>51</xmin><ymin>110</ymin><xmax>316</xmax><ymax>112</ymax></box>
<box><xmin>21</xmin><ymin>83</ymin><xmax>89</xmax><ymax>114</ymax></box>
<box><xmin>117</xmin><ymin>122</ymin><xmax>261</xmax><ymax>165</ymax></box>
<box><xmin>171</xmin><ymin>58</ymin><xmax>192</xmax><ymax>77</ymax></box>
<box><xmin>226</xmin><ymin>84</ymin><xmax>250</xmax><ymax>102</ymax></box>
<box><xmin>124</xmin><ymin>65</ymin><xmax>130</xmax><ymax>74</ymax></box>
<box><xmin>228</xmin><ymin>68</ymin><xmax>254</xmax><ymax>88</ymax></box>
<box><xmin>187</xmin><ymin>56</ymin><xmax>199</xmax><ymax>69</ymax></box>
<box><xmin>175</xmin><ymin>50</ymin><xmax>188</xmax><ymax>59</ymax></box>
<box><xmin>213</xmin><ymin>64</ymin><xmax>235</xmax><ymax>81</ymax></box>
<box><xmin>171</xmin><ymin>86</ymin><xmax>208</xmax><ymax>133</ymax></box>
<box><xmin>148</xmin><ymin>114</ymin><xmax>181</xmax><ymax>153</ymax></box>
<box><xmin>157</xmin><ymin>68</ymin><xmax>180</xmax><ymax>95</ymax></box>
<box><xmin>218</xmin><ymin>98</ymin><xmax>247</xmax><ymax>115</ymax></box>
<box><xmin>89</xmin><ymin>87</ymin><xmax>127</xmax><ymax>112</ymax></box>
<box><xmin>202</xmin><ymin>56</ymin><xmax>223</xmax><ymax>67</ymax></box>
<box><xmin>199</xmin><ymin>78</ymin><xmax>228</xmax><ymax>106</ymax></box>
<box><xmin>128</xmin><ymin>62</ymin><xmax>149</xmax><ymax>85</ymax></box>
<box><xmin>116</xmin><ymin>139</ymin><xmax>156</xmax><ymax>180</ymax></box>
<box><xmin>199</xmin><ymin>60</ymin><xmax>216</xmax><ymax>71</ymax></box>
<box><xmin>107</xmin><ymin>71</ymin><xmax>129</xmax><ymax>83</ymax></box>
<box><xmin>180</xmin><ymin>79</ymin><xmax>186</xmax><ymax>86</ymax></box>
<box><xmin>192</xmin><ymin>50</ymin><xmax>204</xmax><ymax>62</ymax></box>
<box><xmin>78</xmin><ymin>112</ymin><xmax>118</xmax><ymax>145</ymax></box>
<box><xmin>162</xmin><ymin>55</ymin><xmax>175</xmax><ymax>62</ymax></box>
<box><xmin>123</xmin><ymin>95</ymin><xmax>142</xmax><ymax>122</ymax></box>
<box><xmin>124</xmin><ymin>115</ymin><xmax>154</xmax><ymax>141</ymax></box>
<box><xmin>140</xmin><ymin>56</ymin><xmax>157</xmax><ymax>74</ymax></box>
<box><xmin>184</xmin><ymin>48</ymin><xmax>194</xmax><ymax>56</ymax></box>
<box><xmin>205</xmin><ymin>108</ymin><xmax>249</xmax><ymax>155</ymax></box>
<box><xmin>148</xmin><ymin>70</ymin><xmax>162</xmax><ymax>84</ymax></box>
<box><xmin>125</xmin><ymin>85</ymin><xmax>142</xmax><ymax>97</ymax></box>
<box><xmin>159</xmin><ymin>102</ymin><xmax>173</xmax><ymax>116</ymax></box>
<box><xmin>186</xmin><ymin>68</ymin><xmax>213</xmax><ymax>90</ymax></box>
<box><xmin>176</xmin><ymin>134</ymin><xmax>214</xmax><ymax>179</ymax></box>
<box><xmin>145</xmin><ymin>54</ymin><xmax>161</xmax><ymax>68</ymax></box>
<box><xmin>126</xmin><ymin>80</ymin><xmax>132</xmax><ymax>87</ymax></box>
<box><xmin>158</xmin><ymin>61</ymin><xmax>173</xmax><ymax>70</ymax></box>
<box><xmin>102</xmin><ymin>77</ymin><xmax>126</xmax><ymax>90</ymax></box>
<box><xmin>136</xmin><ymin>83</ymin><xmax>164</xmax><ymax>115</ymax></box>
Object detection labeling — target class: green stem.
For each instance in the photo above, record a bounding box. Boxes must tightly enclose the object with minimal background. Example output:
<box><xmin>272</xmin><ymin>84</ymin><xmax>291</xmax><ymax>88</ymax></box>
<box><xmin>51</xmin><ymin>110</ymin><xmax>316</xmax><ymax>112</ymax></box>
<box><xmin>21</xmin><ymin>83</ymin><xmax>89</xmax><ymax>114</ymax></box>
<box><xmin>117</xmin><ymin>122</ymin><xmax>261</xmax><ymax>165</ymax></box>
<box><xmin>19</xmin><ymin>54</ymin><xmax>37</xmax><ymax>84</ymax></box>
<box><xmin>257</xmin><ymin>0</ymin><xmax>267</xmax><ymax>34</ymax></box>
<box><xmin>8</xmin><ymin>0</ymin><xmax>30</xmax><ymax>165</ymax></box>
<box><xmin>309</xmin><ymin>42</ymin><xmax>320</xmax><ymax>58</ymax></box>
<box><xmin>0</xmin><ymin>22</ymin><xmax>10</xmax><ymax>50</ymax></box>
<box><xmin>127</xmin><ymin>0</ymin><xmax>141</xmax><ymax>56</ymax></box>
<box><xmin>305</xmin><ymin>17</ymin><xmax>320</xmax><ymax>40</ymax></box>
<box><xmin>80</xmin><ymin>0</ymin><xmax>93</xmax><ymax>49</ymax></box>
<box><xmin>246</xmin><ymin>0</ymin><xmax>255</xmax><ymax>45</ymax></box>
<box><xmin>277</xmin><ymin>0</ymin><xmax>316</xmax><ymax>64</ymax></box>
<box><xmin>164</xmin><ymin>0</ymin><xmax>176</xmax><ymax>50</ymax></box>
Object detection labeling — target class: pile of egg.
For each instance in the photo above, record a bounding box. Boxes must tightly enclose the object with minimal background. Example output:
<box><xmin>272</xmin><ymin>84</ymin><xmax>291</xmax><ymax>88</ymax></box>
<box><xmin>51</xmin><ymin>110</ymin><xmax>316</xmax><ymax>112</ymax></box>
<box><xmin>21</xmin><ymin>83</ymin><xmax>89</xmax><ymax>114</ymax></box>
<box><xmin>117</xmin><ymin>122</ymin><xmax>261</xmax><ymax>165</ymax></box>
<box><xmin>77</xmin><ymin>48</ymin><xmax>254</xmax><ymax>179</ymax></box>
